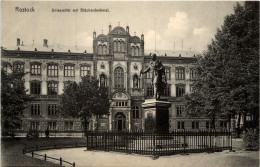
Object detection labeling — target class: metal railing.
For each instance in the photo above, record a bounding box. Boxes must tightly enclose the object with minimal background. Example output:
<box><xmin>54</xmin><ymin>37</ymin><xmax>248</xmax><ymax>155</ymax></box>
<box><xmin>23</xmin><ymin>143</ymin><xmax>87</xmax><ymax>167</ymax></box>
<box><xmin>85</xmin><ymin>130</ymin><xmax>232</xmax><ymax>156</ymax></box>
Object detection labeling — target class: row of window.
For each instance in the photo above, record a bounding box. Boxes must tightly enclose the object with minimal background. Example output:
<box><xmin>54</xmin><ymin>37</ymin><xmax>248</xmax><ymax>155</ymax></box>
<box><xmin>30</xmin><ymin>104</ymin><xmax>141</xmax><ymax>119</ymax></box>
<box><xmin>30</xmin><ymin>121</ymin><xmax>74</xmax><ymax>130</ymax></box>
<box><xmin>177</xmin><ymin>121</ymin><xmax>228</xmax><ymax>129</ymax></box>
<box><xmin>147</xmin><ymin>84</ymin><xmax>194</xmax><ymax>97</ymax></box>
<box><xmin>145</xmin><ymin>68</ymin><xmax>197</xmax><ymax>80</ymax></box>
<box><xmin>8</xmin><ymin>63</ymin><xmax>196</xmax><ymax>80</ymax></box>
<box><xmin>31</xmin><ymin>104</ymin><xmax>57</xmax><ymax>116</ymax></box>
<box><xmin>19</xmin><ymin>63</ymin><xmax>91</xmax><ymax>77</ymax></box>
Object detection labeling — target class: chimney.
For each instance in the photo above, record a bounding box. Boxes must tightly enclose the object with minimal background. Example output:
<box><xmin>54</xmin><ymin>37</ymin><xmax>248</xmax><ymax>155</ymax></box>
<box><xmin>109</xmin><ymin>24</ymin><xmax>112</xmax><ymax>33</ymax></box>
<box><xmin>17</xmin><ymin>38</ymin><xmax>20</xmax><ymax>46</ymax></box>
<box><xmin>126</xmin><ymin>26</ymin><xmax>129</xmax><ymax>34</ymax></box>
<box><xmin>43</xmin><ymin>39</ymin><xmax>48</xmax><ymax>47</ymax></box>
<box><xmin>141</xmin><ymin>34</ymin><xmax>144</xmax><ymax>41</ymax></box>
<box><xmin>93</xmin><ymin>31</ymin><xmax>96</xmax><ymax>39</ymax></box>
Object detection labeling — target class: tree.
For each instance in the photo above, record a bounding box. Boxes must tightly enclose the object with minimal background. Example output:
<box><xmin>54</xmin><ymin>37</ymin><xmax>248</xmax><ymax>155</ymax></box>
<box><xmin>184</xmin><ymin>2</ymin><xmax>259</xmax><ymax>132</ymax></box>
<box><xmin>59</xmin><ymin>75</ymin><xmax>110</xmax><ymax>132</ymax></box>
<box><xmin>1</xmin><ymin>62</ymin><xmax>33</xmax><ymax>137</ymax></box>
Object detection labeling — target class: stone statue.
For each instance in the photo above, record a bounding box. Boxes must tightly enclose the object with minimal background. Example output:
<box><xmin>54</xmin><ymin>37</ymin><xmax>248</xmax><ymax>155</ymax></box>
<box><xmin>140</xmin><ymin>54</ymin><xmax>167</xmax><ymax>99</ymax></box>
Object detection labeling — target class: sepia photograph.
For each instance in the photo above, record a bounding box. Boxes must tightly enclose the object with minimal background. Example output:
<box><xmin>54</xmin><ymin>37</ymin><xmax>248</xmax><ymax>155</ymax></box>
<box><xmin>1</xmin><ymin>1</ymin><xmax>259</xmax><ymax>167</ymax></box>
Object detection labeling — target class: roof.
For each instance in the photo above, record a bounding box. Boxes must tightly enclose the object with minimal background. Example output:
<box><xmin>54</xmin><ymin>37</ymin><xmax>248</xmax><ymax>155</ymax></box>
<box><xmin>2</xmin><ymin>44</ymin><xmax>93</xmax><ymax>54</ymax></box>
<box><xmin>145</xmin><ymin>49</ymin><xmax>198</xmax><ymax>57</ymax></box>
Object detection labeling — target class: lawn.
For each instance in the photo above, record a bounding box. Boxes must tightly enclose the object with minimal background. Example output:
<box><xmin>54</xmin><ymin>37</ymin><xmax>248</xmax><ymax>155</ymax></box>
<box><xmin>1</xmin><ymin>137</ymin><xmax>87</xmax><ymax>167</ymax></box>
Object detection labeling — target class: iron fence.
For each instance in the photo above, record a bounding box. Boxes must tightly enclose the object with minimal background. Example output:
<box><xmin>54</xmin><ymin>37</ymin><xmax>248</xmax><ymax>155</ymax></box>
<box><xmin>86</xmin><ymin>130</ymin><xmax>232</xmax><ymax>156</ymax></box>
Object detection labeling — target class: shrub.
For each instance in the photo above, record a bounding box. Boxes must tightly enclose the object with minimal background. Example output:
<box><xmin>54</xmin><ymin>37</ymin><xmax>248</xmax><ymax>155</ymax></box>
<box><xmin>242</xmin><ymin>128</ymin><xmax>259</xmax><ymax>150</ymax></box>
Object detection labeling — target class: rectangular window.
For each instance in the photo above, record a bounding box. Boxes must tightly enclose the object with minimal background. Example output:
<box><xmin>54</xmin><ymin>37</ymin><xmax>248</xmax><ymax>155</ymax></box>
<box><xmin>64</xmin><ymin>65</ymin><xmax>75</xmax><ymax>77</ymax></box>
<box><xmin>192</xmin><ymin>121</ymin><xmax>200</xmax><ymax>129</ymax></box>
<box><xmin>48</xmin><ymin>104</ymin><xmax>57</xmax><ymax>116</ymax></box>
<box><xmin>163</xmin><ymin>84</ymin><xmax>170</xmax><ymax>97</ymax></box>
<box><xmin>31</xmin><ymin>121</ymin><xmax>39</xmax><ymax>130</ymax></box>
<box><xmin>81</xmin><ymin>121</ymin><xmax>90</xmax><ymax>130</ymax></box>
<box><xmin>80</xmin><ymin>66</ymin><xmax>91</xmax><ymax>77</ymax></box>
<box><xmin>190</xmin><ymin>69</ymin><xmax>197</xmax><ymax>80</ymax></box>
<box><xmin>147</xmin><ymin>84</ymin><xmax>154</xmax><ymax>97</ymax></box>
<box><xmin>48</xmin><ymin>121</ymin><xmax>57</xmax><ymax>130</ymax></box>
<box><xmin>177</xmin><ymin>121</ymin><xmax>185</xmax><ymax>129</ymax></box>
<box><xmin>47</xmin><ymin>64</ymin><xmax>58</xmax><ymax>77</ymax></box>
<box><xmin>114</xmin><ymin>101</ymin><xmax>128</xmax><ymax>107</ymax></box>
<box><xmin>31</xmin><ymin>104</ymin><xmax>41</xmax><ymax>115</ymax></box>
<box><xmin>65</xmin><ymin>121</ymin><xmax>74</xmax><ymax>130</ymax></box>
<box><xmin>220</xmin><ymin>121</ymin><xmax>228</xmax><ymax>129</ymax></box>
<box><xmin>47</xmin><ymin>82</ymin><xmax>58</xmax><ymax>95</ymax></box>
<box><xmin>30</xmin><ymin>81</ymin><xmax>41</xmax><ymax>95</ymax></box>
<box><xmin>176</xmin><ymin>85</ymin><xmax>185</xmax><ymax>97</ymax></box>
<box><xmin>31</xmin><ymin>64</ymin><xmax>41</xmax><ymax>75</ymax></box>
<box><xmin>176</xmin><ymin>68</ymin><xmax>185</xmax><ymax>80</ymax></box>
<box><xmin>176</xmin><ymin>106</ymin><xmax>184</xmax><ymax>117</ymax></box>
<box><xmin>206</xmin><ymin>121</ymin><xmax>213</xmax><ymax>129</ymax></box>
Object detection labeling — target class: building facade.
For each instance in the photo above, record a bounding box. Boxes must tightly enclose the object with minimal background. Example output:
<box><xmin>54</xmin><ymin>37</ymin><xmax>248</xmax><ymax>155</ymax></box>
<box><xmin>1</xmin><ymin>25</ymin><xmax>229</xmax><ymax>133</ymax></box>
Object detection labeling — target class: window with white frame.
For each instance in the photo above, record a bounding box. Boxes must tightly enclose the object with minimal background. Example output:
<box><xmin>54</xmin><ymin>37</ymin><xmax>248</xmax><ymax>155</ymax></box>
<box><xmin>64</xmin><ymin>65</ymin><xmax>75</xmax><ymax>77</ymax></box>
<box><xmin>48</xmin><ymin>121</ymin><xmax>57</xmax><ymax>130</ymax></box>
<box><xmin>47</xmin><ymin>64</ymin><xmax>58</xmax><ymax>77</ymax></box>
<box><xmin>31</xmin><ymin>104</ymin><xmax>40</xmax><ymax>115</ymax></box>
<box><xmin>176</xmin><ymin>106</ymin><xmax>184</xmax><ymax>117</ymax></box>
<box><xmin>114</xmin><ymin>67</ymin><xmax>124</xmax><ymax>88</ymax></box>
<box><xmin>48</xmin><ymin>104</ymin><xmax>57</xmax><ymax>116</ymax></box>
<box><xmin>64</xmin><ymin>121</ymin><xmax>74</xmax><ymax>130</ymax></box>
<box><xmin>80</xmin><ymin>65</ymin><xmax>91</xmax><ymax>77</ymax></box>
<box><xmin>30</xmin><ymin>63</ymin><xmax>41</xmax><ymax>75</ymax></box>
<box><xmin>176</xmin><ymin>67</ymin><xmax>185</xmax><ymax>80</ymax></box>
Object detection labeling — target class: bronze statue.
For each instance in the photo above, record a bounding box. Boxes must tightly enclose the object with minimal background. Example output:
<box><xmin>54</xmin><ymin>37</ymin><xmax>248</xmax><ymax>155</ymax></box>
<box><xmin>140</xmin><ymin>54</ymin><xmax>167</xmax><ymax>99</ymax></box>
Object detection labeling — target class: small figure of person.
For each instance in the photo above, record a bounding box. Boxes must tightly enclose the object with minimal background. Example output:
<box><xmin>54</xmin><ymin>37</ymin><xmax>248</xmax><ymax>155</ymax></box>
<box><xmin>45</xmin><ymin>128</ymin><xmax>49</xmax><ymax>138</ymax></box>
<box><xmin>140</xmin><ymin>54</ymin><xmax>167</xmax><ymax>99</ymax></box>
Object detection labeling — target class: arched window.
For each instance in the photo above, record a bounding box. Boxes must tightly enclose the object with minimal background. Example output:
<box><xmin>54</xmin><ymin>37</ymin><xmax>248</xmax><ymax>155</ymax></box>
<box><xmin>120</xmin><ymin>42</ymin><xmax>125</xmax><ymax>51</ymax></box>
<box><xmin>98</xmin><ymin>45</ymin><xmax>102</xmax><ymax>55</ymax></box>
<box><xmin>132</xmin><ymin>106</ymin><xmax>140</xmax><ymax>118</ymax></box>
<box><xmin>100</xmin><ymin>74</ymin><xmax>106</xmax><ymax>87</ymax></box>
<box><xmin>131</xmin><ymin>46</ymin><xmax>135</xmax><ymax>56</ymax></box>
<box><xmin>102</xmin><ymin>45</ymin><xmax>107</xmax><ymax>55</ymax></box>
<box><xmin>114</xmin><ymin>41</ymin><xmax>118</xmax><ymax>52</ymax></box>
<box><xmin>114</xmin><ymin>67</ymin><xmax>124</xmax><ymax>88</ymax></box>
<box><xmin>135</xmin><ymin>47</ymin><xmax>139</xmax><ymax>56</ymax></box>
<box><xmin>147</xmin><ymin>84</ymin><xmax>154</xmax><ymax>97</ymax></box>
<box><xmin>165</xmin><ymin>68</ymin><xmax>171</xmax><ymax>79</ymax></box>
<box><xmin>117</xmin><ymin>41</ymin><xmax>120</xmax><ymax>51</ymax></box>
<box><xmin>133</xmin><ymin>75</ymin><xmax>139</xmax><ymax>88</ymax></box>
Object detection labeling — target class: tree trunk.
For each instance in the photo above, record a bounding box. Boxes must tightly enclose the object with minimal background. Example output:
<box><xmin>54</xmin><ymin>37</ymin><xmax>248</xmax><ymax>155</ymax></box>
<box><xmin>236</xmin><ymin>112</ymin><xmax>241</xmax><ymax>138</ymax></box>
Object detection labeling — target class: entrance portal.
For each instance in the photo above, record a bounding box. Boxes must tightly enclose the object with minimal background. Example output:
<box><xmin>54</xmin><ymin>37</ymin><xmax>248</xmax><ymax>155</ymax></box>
<box><xmin>114</xmin><ymin>112</ymin><xmax>126</xmax><ymax>131</ymax></box>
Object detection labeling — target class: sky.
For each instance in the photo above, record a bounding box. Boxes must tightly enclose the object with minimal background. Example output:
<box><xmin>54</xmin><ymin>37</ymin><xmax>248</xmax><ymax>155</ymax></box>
<box><xmin>1</xmin><ymin>1</ymin><xmax>241</xmax><ymax>53</ymax></box>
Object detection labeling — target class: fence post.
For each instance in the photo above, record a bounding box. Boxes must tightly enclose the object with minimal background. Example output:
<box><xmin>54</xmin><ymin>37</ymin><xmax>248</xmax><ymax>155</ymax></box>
<box><xmin>86</xmin><ymin>132</ymin><xmax>89</xmax><ymax>150</ymax></box>
<box><xmin>22</xmin><ymin>149</ymin><xmax>25</xmax><ymax>154</ymax></box>
<box><xmin>104</xmin><ymin>132</ymin><xmax>107</xmax><ymax>152</ymax></box>
<box><xmin>153</xmin><ymin>131</ymin><xmax>155</xmax><ymax>157</ymax></box>
<box><xmin>73</xmin><ymin>162</ymin><xmax>75</xmax><ymax>167</ymax></box>
<box><xmin>44</xmin><ymin>154</ymin><xmax>46</xmax><ymax>161</ymax></box>
<box><xmin>182</xmin><ymin>130</ymin><xmax>188</xmax><ymax>155</ymax></box>
<box><xmin>126</xmin><ymin>132</ymin><xmax>128</xmax><ymax>153</ymax></box>
<box><xmin>32</xmin><ymin>151</ymin><xmax>34</xmax><ymax>158</ymax></box>
<box><xmin>60</xmin><ymin>157</ymin><xmax>62</xmax><ymax>165</ymax></box>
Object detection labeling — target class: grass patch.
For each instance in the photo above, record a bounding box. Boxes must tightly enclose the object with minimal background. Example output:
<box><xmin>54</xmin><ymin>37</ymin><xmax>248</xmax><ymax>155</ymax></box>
<box><xmin>1</xmin><ymin>137</ymin><xmax>86</xmax><ymax>166</ymax></box>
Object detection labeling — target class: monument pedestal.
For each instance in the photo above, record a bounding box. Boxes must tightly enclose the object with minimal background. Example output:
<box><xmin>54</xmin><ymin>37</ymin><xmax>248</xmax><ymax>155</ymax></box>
<box><xmin>142</xmin><ymin>99</ymin><xmax>171</xmax><ymax>132</ymax></box>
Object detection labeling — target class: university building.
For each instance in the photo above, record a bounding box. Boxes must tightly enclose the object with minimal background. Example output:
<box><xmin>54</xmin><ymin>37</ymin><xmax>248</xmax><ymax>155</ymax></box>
<box><xmin>1</xmin><ymin>24</ymin><xmax>229</xmax><ymax>134</ymax></box>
